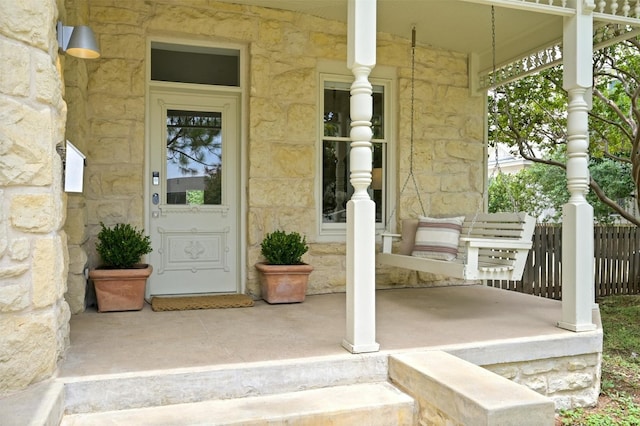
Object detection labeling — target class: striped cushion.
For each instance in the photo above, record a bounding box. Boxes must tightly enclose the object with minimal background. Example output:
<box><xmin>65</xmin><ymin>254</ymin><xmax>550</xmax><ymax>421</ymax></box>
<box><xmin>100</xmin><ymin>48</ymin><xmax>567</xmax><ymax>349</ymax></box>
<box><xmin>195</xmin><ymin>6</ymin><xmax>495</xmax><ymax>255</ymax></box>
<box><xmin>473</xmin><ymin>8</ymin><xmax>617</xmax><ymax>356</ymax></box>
<box><xmin>412</xmin><ymin>216</ymin><xmax>465</xmax><ymax>261</ymax></box>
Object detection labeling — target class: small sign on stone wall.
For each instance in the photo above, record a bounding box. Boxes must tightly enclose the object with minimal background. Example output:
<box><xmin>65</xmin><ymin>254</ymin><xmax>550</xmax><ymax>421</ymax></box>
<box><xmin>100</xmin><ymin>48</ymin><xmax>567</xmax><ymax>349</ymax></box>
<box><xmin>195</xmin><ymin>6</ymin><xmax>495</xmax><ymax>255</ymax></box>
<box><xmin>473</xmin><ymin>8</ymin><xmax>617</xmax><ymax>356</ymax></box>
<box><xmin>64</xmin><ymin>140</ymin><xmax>86</xmax><ymax>193</ymax></box>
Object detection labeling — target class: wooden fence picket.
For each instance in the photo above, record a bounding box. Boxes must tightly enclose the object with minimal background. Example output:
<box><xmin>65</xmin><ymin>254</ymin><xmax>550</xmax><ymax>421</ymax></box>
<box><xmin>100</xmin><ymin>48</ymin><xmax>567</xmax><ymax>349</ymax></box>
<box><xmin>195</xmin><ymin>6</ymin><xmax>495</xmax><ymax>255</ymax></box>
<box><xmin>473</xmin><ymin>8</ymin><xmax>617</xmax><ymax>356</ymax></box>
<box><xmin>487</xmin><ymin>224</ymin><xmax>640</xmax><ymax>299</ymax></box>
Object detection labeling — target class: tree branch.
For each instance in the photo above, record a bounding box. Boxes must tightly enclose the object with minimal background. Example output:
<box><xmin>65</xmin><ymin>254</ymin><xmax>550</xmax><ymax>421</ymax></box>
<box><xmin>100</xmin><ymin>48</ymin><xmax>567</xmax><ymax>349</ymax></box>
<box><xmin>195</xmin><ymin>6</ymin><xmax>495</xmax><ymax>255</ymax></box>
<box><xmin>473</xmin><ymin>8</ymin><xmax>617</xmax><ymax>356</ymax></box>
<box><xmin>590</xmin><ymin>177</ymin><xmax>640</xmax><ymax>226</ymax></box>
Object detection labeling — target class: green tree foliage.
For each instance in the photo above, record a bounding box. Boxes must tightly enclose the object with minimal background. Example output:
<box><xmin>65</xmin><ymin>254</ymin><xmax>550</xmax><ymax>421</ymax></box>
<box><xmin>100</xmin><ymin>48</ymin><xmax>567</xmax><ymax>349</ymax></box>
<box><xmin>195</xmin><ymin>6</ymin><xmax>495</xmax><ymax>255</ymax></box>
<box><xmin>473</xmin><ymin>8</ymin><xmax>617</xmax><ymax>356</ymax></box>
<box><xmin>589</xmin><ymin>158</ymin><xmax>635</xmax><ymax>222</ymax></box>
<box><xmin>487</xmin><ymin>171</ymin><xmax>544</xmax><ymax>216</ymax></box>
<box><xmin>186</xmin><ymin>190</ymin><xmax>204</xmax><ymax>205</ymax></box>
<box><xmin>489</xmin><ymin>39</ymin><xmax>639</xmax><ymax>226</ymax></box>
<box><xmin>490</xmin><ymin>157</ymin><xmax>634</xmax><ymax>223</ymax></box>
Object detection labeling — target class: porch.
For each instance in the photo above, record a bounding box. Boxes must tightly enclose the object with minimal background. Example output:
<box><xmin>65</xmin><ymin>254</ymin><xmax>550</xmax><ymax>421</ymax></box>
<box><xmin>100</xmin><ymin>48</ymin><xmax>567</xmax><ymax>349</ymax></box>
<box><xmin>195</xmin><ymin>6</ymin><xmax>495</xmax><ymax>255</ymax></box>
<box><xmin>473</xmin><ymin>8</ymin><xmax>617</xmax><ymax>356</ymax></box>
<box><xmin>60</xmin><ymin>285</ymin><xmax>600</xmax><ymax>375</ymax></box>
<box><xmin>6</xmin><ymin>285</ymin><xmax>602</xmax><ymax>424</ymax></box>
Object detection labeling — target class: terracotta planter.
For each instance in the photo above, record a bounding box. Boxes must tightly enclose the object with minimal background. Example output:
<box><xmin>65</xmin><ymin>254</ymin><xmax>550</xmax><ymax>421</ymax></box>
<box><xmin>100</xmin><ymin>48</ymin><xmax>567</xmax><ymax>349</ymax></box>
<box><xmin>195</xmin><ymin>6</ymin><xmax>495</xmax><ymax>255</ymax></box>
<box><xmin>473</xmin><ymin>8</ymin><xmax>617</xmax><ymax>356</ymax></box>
<box><xmin>255</xmin><ymin>263</ymin><xmax>313</xmax><ymax>304</ymax></box>
<box><xmin>89</xmin><ymin>264</ymin><xmax>152</xmax><ymax>312</ymax></box>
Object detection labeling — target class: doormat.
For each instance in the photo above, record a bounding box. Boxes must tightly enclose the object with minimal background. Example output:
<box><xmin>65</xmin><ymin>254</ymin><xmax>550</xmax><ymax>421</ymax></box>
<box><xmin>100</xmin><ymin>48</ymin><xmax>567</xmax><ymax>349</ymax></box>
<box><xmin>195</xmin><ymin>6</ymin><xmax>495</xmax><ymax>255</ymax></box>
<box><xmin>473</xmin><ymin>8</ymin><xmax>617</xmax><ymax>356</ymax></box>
<box><xmin>151</xmin><ymin>294</ymin><xmax>254</xmax><ymax>312</ymax></box>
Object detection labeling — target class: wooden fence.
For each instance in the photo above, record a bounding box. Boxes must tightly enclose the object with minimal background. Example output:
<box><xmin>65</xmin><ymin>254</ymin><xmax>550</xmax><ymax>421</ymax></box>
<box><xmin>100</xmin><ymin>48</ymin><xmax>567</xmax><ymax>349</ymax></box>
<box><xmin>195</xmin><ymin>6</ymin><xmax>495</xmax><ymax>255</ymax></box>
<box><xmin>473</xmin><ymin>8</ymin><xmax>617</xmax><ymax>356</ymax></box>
<box><xmin>487</xmin><ymin>224</ymin><xmax>640</xmax><ymax>299</ymax></box>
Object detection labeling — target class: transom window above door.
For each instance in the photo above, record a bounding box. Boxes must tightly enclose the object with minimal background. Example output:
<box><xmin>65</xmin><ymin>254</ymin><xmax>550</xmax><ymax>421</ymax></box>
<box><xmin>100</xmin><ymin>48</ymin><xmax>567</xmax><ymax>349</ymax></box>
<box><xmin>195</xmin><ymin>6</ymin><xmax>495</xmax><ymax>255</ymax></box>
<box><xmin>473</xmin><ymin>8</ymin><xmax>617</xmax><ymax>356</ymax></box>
<box><xmin>151</xmin><ymin>42</ymin><xmax>239</xmax><ymax>86</ymax></box>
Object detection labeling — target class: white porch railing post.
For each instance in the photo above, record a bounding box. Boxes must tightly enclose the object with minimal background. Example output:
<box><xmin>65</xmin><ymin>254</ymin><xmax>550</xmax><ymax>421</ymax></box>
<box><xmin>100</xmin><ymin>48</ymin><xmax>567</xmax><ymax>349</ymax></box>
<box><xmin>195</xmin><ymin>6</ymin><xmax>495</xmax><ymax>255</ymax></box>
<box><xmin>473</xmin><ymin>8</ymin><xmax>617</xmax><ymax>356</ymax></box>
<box><xmin>342</xmin><ymin>0</ymin><xmax>380</xmax><ymax>353</ymax></box>
<box><xmin>558</xmin><ymin>0</ymin><xmax>597</xmax><ymax>332</ymax></box>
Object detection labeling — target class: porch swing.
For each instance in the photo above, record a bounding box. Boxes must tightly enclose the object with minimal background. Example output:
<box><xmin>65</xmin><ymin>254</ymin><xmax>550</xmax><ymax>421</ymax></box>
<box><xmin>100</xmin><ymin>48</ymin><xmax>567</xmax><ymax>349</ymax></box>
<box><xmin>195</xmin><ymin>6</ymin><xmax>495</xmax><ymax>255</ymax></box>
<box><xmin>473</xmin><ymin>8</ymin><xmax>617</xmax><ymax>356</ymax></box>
<box><xmin>377</xmin><ymin>11</ymin><xmax>535</xmax><ymax>282</ymax></box>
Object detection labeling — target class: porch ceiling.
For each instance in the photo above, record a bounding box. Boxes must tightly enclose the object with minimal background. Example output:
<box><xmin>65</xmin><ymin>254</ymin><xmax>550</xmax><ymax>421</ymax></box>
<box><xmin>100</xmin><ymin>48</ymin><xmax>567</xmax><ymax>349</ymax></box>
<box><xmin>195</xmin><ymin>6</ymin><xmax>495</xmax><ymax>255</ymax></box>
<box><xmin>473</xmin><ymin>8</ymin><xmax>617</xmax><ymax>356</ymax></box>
<box><xmin>222</xmin><ymin>0</ymin><xmax>564</xmax><ymax>74</ymax></box>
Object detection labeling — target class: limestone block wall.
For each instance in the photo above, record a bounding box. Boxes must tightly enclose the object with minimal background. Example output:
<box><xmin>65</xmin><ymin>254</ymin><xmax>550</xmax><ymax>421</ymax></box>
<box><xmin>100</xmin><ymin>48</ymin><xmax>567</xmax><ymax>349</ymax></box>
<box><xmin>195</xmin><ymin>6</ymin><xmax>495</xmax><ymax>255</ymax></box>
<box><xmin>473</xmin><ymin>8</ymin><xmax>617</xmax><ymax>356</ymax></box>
<box><xmin>403</xmin><ymin>352</ymin><xmax>601</xmax><ymax>424</ymax></box>
<box><xmin>61</xmin><ymin>0</ymin><xmax>91</xmax><ymax>314</ymax></box>
<box><xmin>71</xmin><ymin>1</ymin><xmax>149</xmax><ymax>311</ymax></box>
<box><xmin>72</xmin><ymin>0</ymin><xmax>484</xmax><ymax>304</ymax></box>
<box><xmin>0</xmin><ymin>0</ymin><xmax>70</xmax><ymax>396</ymax></box>
<box><xmin>484</xmin><ymin>352</ymin><xmax>602</xmax><ymax>410</ymax></box>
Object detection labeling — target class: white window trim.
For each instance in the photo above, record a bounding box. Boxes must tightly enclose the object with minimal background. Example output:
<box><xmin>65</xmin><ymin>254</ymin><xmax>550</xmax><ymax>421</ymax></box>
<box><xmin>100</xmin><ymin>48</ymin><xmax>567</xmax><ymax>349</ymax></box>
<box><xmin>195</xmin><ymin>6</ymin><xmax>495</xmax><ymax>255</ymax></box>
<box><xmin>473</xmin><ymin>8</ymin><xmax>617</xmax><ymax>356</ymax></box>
<box><xmin>316</xmin><ymin>62</ymin><xmax>397</xmax><ymax>243</ymax></box>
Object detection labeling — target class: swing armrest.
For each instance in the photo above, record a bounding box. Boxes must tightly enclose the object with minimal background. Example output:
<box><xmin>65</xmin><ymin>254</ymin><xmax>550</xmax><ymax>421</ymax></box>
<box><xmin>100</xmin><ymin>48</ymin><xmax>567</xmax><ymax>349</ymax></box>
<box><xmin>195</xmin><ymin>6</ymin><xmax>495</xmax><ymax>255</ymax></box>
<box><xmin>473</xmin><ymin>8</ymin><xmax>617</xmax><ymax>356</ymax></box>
<box><xmin>459</xmin><ymin>237</ymin><xmax>532</xmax><ymax>250</ymax></box>
<box><xmin>380</xmin><ymin>233</ymin><xmax>401</xmax><ymax>254</ymax></box>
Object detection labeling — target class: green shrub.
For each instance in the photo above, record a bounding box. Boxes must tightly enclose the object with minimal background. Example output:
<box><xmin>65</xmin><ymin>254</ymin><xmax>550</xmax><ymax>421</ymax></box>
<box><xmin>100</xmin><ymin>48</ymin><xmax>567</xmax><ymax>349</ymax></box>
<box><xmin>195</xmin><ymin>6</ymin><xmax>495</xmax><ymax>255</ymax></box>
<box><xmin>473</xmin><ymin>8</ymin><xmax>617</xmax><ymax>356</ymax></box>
<box><xmin>96</xmin><ymin>222</ymin><xmax>153</xmax><ymax>268</ymax></box>
<box><xmin>260</xmin><ymin>230</ymin><xmax>308</xmax><ymax>265</ymax></box>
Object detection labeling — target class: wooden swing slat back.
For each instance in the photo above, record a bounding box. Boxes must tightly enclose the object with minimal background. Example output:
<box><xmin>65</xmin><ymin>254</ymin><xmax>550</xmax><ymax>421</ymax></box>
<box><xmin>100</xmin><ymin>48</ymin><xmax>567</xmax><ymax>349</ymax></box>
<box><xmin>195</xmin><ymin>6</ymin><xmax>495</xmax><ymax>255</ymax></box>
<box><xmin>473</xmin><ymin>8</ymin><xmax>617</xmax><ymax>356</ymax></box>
<box><xmin>378</xmin><ymin>212</ymin><xmax>535</xmax><ymax>281</ymax></box>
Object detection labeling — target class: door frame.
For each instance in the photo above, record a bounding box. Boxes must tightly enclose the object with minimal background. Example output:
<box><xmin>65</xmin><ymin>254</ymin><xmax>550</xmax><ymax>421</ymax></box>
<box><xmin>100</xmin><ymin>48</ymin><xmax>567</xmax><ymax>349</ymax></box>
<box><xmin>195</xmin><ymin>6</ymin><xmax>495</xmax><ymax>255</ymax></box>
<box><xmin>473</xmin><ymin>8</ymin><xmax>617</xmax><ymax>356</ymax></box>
<box><xmin>144</xmin><ymin>36</ymin><xmax>248</xmax><ymax>294</ymax></box>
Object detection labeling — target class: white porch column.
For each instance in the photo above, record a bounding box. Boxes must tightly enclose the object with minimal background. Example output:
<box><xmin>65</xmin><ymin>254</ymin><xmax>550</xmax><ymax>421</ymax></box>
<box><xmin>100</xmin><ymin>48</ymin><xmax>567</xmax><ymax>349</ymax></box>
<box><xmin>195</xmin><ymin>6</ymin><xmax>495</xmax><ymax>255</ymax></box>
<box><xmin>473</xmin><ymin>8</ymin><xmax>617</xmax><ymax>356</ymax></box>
<box><xmin>342</xmin><ymin>0</ymin><xmax>380</xmax><ymax>353</ymax></box>
<box><xmin>558</xmin><ymin>0</ymin><xmax>597</xmax><ymax>332</ymax></box>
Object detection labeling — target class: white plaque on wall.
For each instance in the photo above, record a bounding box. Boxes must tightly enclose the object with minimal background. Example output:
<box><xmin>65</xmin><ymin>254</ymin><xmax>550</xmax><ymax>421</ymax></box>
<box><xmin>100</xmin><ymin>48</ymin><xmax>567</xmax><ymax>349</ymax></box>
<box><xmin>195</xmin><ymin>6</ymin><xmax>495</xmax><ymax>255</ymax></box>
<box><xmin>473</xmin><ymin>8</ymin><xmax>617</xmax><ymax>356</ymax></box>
<box><xmin>64</xmin><ymin>140</ymin><xmax>86</xmax><ymax>193</ymax></box>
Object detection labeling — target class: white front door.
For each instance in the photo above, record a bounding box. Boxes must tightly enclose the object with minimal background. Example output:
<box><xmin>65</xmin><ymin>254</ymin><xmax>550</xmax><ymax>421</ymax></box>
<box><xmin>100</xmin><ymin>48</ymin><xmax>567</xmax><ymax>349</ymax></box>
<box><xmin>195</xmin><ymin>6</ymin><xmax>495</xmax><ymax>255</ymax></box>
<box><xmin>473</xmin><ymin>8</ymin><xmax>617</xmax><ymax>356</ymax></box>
<box><xmin>147</xmin><ymin>88</ymin><xmax>240</xmax><ymax>296</ymax></box>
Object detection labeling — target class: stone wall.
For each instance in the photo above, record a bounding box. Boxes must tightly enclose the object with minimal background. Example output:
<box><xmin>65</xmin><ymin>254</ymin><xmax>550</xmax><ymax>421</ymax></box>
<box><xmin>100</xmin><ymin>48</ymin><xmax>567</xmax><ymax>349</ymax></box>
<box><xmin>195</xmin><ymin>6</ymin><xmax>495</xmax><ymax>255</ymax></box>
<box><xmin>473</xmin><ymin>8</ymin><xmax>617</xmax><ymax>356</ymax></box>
<box><xmin>0</xmin><ymin>0</ymin><xmax>70</xmax><ymax>396</ymax></box>
<box><xmin>485</xmin><ymin>352</ymin><xmax>602</xmax><ymax>410</ymax></box>
<box><xmin>68</xmin><ymin>0</ymin><xmax>484</xmax><ymax>305</ymax></box>
<box><xmin>62</xmin><ymin>0</ymin><xmax>91</xmax><ymax>314</ymax></box>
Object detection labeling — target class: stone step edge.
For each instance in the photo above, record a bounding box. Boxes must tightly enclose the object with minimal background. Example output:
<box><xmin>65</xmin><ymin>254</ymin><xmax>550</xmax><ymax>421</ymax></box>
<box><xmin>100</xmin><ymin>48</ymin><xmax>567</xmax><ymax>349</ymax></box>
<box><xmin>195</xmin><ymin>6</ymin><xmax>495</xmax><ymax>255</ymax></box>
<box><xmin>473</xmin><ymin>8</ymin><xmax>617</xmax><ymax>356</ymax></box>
<box><xmin>62</xmin><ymin>353</ymin><xmax>389</xmax><ymax>414</ymax></box>
<box><xmin>0</xmin><ymin>380</ymin><xmax>64</xmax><ymax>426</ymax></box>
<box><xmin>60</xmin><ymin>382</ymin><xmax>416</xmax><ymax>426</ymax></box>
<box><xmin>389</xmin><ymin>350</ymin><xmax>556</xmax><ymax>426</ymax></box>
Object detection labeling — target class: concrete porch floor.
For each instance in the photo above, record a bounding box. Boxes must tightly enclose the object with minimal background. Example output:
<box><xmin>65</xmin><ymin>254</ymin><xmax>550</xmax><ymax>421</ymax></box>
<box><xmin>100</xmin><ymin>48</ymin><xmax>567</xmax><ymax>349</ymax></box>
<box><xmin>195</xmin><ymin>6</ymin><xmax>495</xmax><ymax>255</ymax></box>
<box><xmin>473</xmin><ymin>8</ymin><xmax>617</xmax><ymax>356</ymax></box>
<box><xmin>3</xmin><ymin>285</ymin><xmax>604</xmax><ymax>425</ymax></box>
<box><xmin>58</xmin><ymin>284</ymin><xmax>601</xmax><ymax>378</ymax></box>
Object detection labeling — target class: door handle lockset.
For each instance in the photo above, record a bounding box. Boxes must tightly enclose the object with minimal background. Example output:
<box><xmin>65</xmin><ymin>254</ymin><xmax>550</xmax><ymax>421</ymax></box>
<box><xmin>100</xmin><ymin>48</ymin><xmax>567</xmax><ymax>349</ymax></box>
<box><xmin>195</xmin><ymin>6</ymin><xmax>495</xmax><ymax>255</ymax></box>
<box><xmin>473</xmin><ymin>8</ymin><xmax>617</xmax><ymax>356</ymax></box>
<box><xmin>152</xmin><ymin>193</ymin><xmax>159</xmax><ymax>205</ymax></box>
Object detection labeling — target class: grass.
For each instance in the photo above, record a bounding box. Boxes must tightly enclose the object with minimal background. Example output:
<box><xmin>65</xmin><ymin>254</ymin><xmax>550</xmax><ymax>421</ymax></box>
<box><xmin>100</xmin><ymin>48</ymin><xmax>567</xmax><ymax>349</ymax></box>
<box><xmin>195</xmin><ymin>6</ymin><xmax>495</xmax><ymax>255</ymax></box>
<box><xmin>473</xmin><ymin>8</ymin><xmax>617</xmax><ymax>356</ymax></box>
<box><xmin>557</xmin><ymin>295</ymin><xmax>640</xmax><ymax>425</ymax></box>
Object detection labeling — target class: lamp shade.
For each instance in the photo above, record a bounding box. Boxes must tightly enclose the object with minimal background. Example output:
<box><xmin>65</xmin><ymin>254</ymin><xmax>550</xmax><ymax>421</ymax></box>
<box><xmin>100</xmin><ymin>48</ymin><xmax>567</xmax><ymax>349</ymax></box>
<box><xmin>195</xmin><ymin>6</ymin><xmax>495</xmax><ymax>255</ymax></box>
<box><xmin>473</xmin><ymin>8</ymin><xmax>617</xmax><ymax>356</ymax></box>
<box><xmin>66</xmin><ymin>26</ymin><xmax>100</xmax><ymax>59</ymax></box>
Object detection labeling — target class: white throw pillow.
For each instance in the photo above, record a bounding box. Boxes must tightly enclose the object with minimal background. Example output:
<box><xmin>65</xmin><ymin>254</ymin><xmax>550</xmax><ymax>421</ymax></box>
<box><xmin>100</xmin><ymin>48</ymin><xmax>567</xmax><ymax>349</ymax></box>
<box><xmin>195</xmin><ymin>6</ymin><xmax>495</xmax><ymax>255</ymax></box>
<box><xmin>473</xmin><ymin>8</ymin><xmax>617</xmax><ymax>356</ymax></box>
<box><xmin>412</xmin><ymin>216</ymin><xmax>465</xmax><ymax>261</ymax></box>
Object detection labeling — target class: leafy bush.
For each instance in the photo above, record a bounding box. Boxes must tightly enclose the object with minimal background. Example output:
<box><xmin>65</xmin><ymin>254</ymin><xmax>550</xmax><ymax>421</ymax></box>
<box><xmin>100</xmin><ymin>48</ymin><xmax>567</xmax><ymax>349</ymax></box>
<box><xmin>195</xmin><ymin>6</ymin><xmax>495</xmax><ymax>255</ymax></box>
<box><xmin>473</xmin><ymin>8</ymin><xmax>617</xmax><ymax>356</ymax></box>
<box><xmin>260</xmin><ymin>230</ymin><xmax>308</xmax><ymax>265</ymax></box>
<box><xmin>96</xmin><ymin>222</ymin><xmax>153</xmax><ymax>268</ymax></box>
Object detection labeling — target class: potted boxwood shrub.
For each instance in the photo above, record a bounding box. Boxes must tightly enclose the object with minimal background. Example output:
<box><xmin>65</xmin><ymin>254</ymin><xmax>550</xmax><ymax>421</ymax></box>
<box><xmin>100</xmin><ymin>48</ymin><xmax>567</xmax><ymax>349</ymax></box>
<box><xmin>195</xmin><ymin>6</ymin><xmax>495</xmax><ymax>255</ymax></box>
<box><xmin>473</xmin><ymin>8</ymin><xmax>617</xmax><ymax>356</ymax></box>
<box><xmin>255</xmin><ymin>230</ymin><xmax>313</xmax><ymax>304</ymax></box>
<box><xmin>89</xmin><ymin>222</ymin><xmax>153</xmax><ymax>312</ymax></box>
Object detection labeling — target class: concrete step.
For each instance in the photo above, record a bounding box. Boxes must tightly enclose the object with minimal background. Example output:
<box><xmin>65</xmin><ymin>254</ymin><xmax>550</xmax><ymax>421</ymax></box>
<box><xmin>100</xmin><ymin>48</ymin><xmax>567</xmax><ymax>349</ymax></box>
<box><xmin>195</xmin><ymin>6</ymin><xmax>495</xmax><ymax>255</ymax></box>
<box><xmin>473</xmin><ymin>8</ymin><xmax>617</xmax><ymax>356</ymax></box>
<box><xmin>0</xmin><ymin>380</ymin><xmax>64</xmax><ymax>426</ymax></box>
<box><xmin>60</xmin><ymin>382</ymin><xmax>416</xmax><ymax>425</ymax></box>
<box><xmin>389</xmin><ymin>351</ymin><xmax>555</xmax><ymax>426</ymax></box>
<box><xmin>62</xmin><ymin>354</ymin><xmax>389</xmax><ymax>414</ymax></box>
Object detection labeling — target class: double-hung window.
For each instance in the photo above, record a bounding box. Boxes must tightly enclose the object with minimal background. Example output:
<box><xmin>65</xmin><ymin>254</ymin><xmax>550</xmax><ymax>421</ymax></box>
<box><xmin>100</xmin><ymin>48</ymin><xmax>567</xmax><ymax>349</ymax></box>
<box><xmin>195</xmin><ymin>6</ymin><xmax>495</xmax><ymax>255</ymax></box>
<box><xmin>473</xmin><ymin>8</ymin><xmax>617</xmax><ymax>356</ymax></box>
<box><xmin>320</xmin><ymin>74</ymin><xmax>391</xmax><ymax>238</ymax></box>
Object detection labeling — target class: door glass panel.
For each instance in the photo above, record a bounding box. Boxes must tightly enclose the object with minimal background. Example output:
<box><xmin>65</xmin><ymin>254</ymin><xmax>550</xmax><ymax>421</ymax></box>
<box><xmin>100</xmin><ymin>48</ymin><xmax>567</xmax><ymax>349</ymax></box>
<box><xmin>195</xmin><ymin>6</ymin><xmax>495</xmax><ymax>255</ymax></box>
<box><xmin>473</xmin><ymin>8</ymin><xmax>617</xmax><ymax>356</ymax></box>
<box><xmin>166</xmin><ymin>109</ymin><xmax>222</xmax><ymax>205</ymax></box>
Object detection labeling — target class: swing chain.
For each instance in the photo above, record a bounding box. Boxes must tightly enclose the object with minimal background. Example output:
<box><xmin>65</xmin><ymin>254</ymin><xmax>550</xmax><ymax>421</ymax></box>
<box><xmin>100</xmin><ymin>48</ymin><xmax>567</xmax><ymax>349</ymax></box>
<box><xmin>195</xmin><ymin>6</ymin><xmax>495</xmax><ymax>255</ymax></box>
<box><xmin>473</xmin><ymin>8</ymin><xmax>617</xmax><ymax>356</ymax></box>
<box><xmin>491</xmin><ymin>5</ymin><xmax>501</xmax><ymax>180</ymax></box>
<box><xmin>466</xmin><ymin>5</ymin><xmax>499</xmax><ymax>245</ymax></box>
<box><xmin>385</xmin><ymin>26</ymin><xmax>426</xmax><ymax>230</ymax></box>
<box><xmin>408</xmin><ymin>26</ymin><xmax>426</xmax><ymax>217</ymax></box>
<box><xmin>465</xmin><ymin>7</ymin><xmax>502</xmax><ymax>241</ymax></box>
<box><xmin>488</xmin><ymin>6</ymin><xmax>518</xmax><ymax>212</ymax></box>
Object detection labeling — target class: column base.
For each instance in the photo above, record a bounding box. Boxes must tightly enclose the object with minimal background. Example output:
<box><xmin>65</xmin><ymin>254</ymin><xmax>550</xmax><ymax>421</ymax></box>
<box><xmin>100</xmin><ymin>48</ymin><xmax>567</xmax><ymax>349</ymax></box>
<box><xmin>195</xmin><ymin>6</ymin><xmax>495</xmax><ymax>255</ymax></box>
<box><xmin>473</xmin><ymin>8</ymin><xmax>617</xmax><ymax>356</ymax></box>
<box><xmin>557</xmin><ymin>321</ymin><xmax>597</xmax><ymax>332</ymax></box>
<box><xmin>342</xmin><ymin>339</ymin><xmax>380</xmax><ymax>354</ymax></box>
